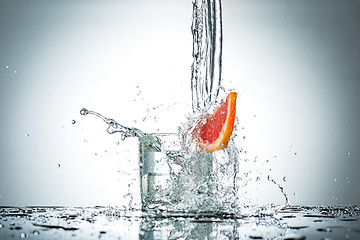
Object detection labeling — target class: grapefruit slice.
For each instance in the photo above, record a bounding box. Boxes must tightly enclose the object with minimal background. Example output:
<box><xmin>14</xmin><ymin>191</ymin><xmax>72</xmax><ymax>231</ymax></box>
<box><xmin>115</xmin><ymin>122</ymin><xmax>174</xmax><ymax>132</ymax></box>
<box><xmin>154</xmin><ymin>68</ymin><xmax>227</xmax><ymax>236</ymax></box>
<box><xmin>194</xmin><ymin>92</ymin><xmax>237</xmax><ymax>153</ymax></box>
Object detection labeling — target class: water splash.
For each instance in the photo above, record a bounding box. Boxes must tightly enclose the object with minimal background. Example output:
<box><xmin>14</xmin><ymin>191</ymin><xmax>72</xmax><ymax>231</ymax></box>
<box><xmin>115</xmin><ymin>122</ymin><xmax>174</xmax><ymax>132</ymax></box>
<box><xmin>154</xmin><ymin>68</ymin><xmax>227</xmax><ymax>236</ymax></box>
<box><xmin>78</xmin><ymin>0</ymin><xmax>292</xmax><ymax>213</ymax></box>
<box><xmin>80</xmin><ymin>107</ymin><xmax>240</xmax><ymax>214</ymax></box>
<box><xmin>80</xmin><ymin>108</ymin><xmax>162</xmax><ymax>152</ymax></box>
<box><xmin>267</xmin><ymin>175</ymin><xmax>291</xmax><ymax>207</ymax></box>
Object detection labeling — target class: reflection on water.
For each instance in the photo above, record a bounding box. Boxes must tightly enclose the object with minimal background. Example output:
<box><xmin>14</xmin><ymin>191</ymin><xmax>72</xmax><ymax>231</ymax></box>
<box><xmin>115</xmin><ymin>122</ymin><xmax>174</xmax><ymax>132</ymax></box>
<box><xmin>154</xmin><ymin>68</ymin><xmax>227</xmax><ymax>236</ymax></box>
<box><xmin>140</xmin><ymin>213</ymin><xmax>286</xmax><ymax>239</ymax></box>
<box><xmin>0</xmin><ymin>206</ymin><xmax>359</xmax><ymax>239</ymax></box>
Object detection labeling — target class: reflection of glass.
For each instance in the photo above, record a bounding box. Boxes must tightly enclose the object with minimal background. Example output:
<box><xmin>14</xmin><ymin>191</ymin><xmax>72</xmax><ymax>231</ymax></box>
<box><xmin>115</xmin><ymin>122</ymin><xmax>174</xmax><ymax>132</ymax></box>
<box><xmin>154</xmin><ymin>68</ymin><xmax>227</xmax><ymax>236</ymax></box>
<box><xmin>138</xmin><ymin>214</ymin><xmax>287</xmax><ymax>240</ymax></box>
<box><xmin>139</xmin><ymin>216</ymin><xmax>214</xmax><ymax>240</ymax></box>
<box><xmin>139</xmin><ymin>133</ymin><xmax>180</xmax><ymax>210</ymax></box>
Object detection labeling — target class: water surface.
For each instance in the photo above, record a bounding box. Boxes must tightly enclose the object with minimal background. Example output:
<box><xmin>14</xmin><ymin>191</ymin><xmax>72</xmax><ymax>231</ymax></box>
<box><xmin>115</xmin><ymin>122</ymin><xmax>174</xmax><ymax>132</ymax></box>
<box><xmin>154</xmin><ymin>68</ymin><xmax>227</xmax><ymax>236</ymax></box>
<box><xmin>1</xmin><ymin>206</ymin><xmax>359</xmax><ymax>239</ymax></box>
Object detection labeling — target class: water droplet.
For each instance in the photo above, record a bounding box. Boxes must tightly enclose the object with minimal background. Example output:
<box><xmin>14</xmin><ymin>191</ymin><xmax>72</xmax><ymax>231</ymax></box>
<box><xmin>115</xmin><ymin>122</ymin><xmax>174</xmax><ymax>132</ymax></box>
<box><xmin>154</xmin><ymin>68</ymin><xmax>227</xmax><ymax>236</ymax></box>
<box><xmin>0</xmin><ymin>223</ymin><xmax>3</xmax><ymax>228</ymax></box>
<box><xmin>317</xmin><ymin>228</ymin><xmax>332</xmax><ymax>232</ymax></box>
<box><xmin>14</xmin><ymin>70</ymin><xmax>17</xmax><ymax>74</ymax></box>
<box><xmin>121</xmin><ymin>134</ymin><xmax>126</xmax><ymax>141</ymax></box>
<box><xmin>347</xmin><ymin>152</ymin><xmax>351</xmax><ymax>155</ymax></box>
<box><xmin>294</xmin><ymin>152</ymin><xmax>297</xmax><ymax>155</ymax></box>
<box><xmin>222</xmin><ymin>111</ymin><xmax>225</xmax><ymax>115</ymax></box>
<box><xmin>5</xmin><ymin>65</ymin><xmax>9</xmax><ymax>69</ymax></box>
<box><xmin>71</xmin><ymin>120</ymin><xmax>76</xmax><ymax>124</ymax></box>
<box><xmin>334</xmin><ymin>178</ymin><xmax>337</xmax><ymax>182</ymax></box>
<box><xmin>256</xmin><ymin>176</ymin><xmax>261</xmax><ymax>181</ymax></box>
<box><xmin>32</xmin><ymin>230</ymin><xmax>40</xmax><ymax>236</ymax></box>
<box><xmin>80</xmin><ymin>108</ymin><xmax>89</xmax><ymax>115</ymax></box>
<box><xmin>283</xmin><ymin>176</ymin><xmax>287</xmax><ymax>182</ymax></box>
<box><xmin>57</xmin><ymin>164</ymin><xmax>61</xmax><ymax>168</ymax></box>
<box><xmin>20</xmin><ymin>232</ymin><xmax>26</xmax><ymax>238</ymax></box>
<box><xmin>249</xmin><ymin>235</ymin><xmax>263</xmax><ymax>239</ymax></box>
<box><xmin>116</xmin><ymin>141</ymin><xmax>120</xmax><ymax>145</ymax></box>
<box><xmin>293</xmin><ymin>192</ymin><xmax>297</xmax><ymax>196</ymax></box>
<box><xmin>10</xmin><ymin>226</ymin><xmax>22</xmax><ymax>230</ymax></box>
<box><xmin>26</xmin><ymin>133</ymin><xmax>30</xmax><ymax>137</ymax></box>
<box><xmin>242</xmin><ymin>136</ymin><xmax>246</xmax><ymax>139</ymax></box>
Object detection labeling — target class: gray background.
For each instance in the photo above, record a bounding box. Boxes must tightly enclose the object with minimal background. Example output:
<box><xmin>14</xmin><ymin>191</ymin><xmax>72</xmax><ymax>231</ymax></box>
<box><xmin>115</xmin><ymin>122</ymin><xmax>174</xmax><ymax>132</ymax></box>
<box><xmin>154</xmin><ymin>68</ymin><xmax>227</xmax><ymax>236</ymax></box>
<box><xmin>0</xmin><ymin>0</ymin><xmax>359</xmax><ymax>206</ymax></box>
